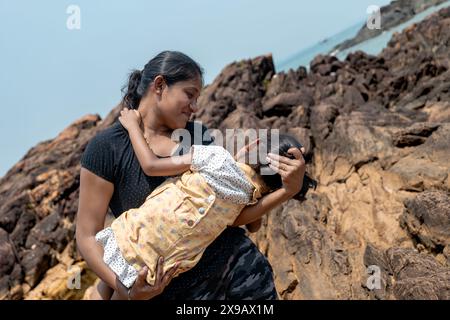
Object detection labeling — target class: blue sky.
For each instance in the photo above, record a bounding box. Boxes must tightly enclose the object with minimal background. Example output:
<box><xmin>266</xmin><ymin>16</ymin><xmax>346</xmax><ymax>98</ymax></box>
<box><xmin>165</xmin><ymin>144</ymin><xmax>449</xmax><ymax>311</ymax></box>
<box><xmin>0</xmin><ymin>0</ymin><xmax>391</xmax><ymax>177</ymax></box>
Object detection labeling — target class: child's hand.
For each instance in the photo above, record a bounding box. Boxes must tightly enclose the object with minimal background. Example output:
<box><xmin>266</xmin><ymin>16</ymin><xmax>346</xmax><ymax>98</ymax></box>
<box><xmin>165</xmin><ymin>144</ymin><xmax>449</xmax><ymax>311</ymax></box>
<box><xmin>119</xmin><ymin>108</ymin><xmax>142</xmax><ymax>131</ymax></box>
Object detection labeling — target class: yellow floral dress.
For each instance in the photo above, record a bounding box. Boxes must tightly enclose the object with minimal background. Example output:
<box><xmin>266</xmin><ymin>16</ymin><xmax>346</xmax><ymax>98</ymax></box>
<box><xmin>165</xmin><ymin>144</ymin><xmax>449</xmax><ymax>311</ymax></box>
<box><xmin>95</xmin><ymin>145</ymin><xmax>268</xmax><ymax>287</ymax></box>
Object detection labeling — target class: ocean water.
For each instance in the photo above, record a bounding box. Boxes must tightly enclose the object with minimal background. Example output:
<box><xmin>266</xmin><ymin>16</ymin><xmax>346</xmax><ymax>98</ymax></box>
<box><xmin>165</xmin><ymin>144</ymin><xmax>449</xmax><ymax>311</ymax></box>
<box><xmin>275</xmin><ymin>0</ymin><xmax>450</xmax><ymax>72</ymax></box>
<box><xmin>275</xmin><ymin>21</ymin><xmax>363</xmax><ymax>72</ymax></box>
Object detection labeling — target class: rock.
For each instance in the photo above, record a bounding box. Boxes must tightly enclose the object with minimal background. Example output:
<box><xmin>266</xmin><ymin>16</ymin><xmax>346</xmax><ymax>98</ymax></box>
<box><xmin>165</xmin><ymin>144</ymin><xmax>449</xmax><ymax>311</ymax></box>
<box><xmin>343</xmin><ymin>85</ymin><xmax>366</xmax><ymax>108</ymax></box>
<box><xmin>309</xmin><ymin>103</ymin><xmax>339</xmax><ymax>146</ymax></box>
<box><xmin>8</xmin><ymin>264</ymin><xmax>24</xmax><ymax>300</ymax></box>
<box><xmin>0</xmin><ymin>113</ymin><xmax>104</xmax><ymax>299</ymax></box>
<box><xmin>20</xmin><ymin>245</ymin><xmax>52</xmax><ymax>288</ymax></box>
<box><xmin>286</xmin><ymin>105</ymin><xmax>310</xmax><ymax>129</ymax></box>
<box><xmin>309</xmin><ymin>55</ymin><xmax>344</xmax><ymax>78</ymax></box>
<box><xmin>287</xmin><ymin>127</ymin><xmax>313</xmax><ymax>159</ymax></box>
<box><xmin>262</xmin><ymin>90</ymin><xmax>314</xmax><ymax>117</ymax></box>
<box><xmin>362</xmin><ymin>244</ymin><xmax>392</xmax><ymax>299</ymax></box>
<box><xmin>249</xmin><ymin>194</ymin><xmax>362</xmax><ymax>299</ymax></box>
<box><xmin>195</xmin><ymin>54</ymin><xmax>275</xmax><ymax>129</ymax></box>
<box><xmin>0</xmin><ymin>276</ymin><xmax>9</xmax><ymax>300</ymax></box>
<box><xmin>393</xmin><ymin>123</ymin><xmax>440</xmax><ymax>147</ymax></box>
<box><xmin>10</xmin><ymin>211</ymin><xmax>37</xmax><ymax>247</ymax></box>
<box><xmin>24</xmin><ymin>260</ymin><xmax>97</xmax><ymax>300</ymax></box>
<box><xmin>0</xmin><ymin>228</ymin><xmax>16</xmax><ymax>277</ymax></box>
<box><xmin>263</xmin><ymin>68</ymin><xmax>309</xmax><ymax>103</ymax></box>
<box><xmin>444</xmin><ymin>245</ymin><xmax>450</xmax><ymax>265</ymax></box>
<box><xmin>313</xmin><ymin>112</ymin><xmax>398</xmax><ymax>185</ymax></box>
<box><xmin>25</xmin><ymin>212</ymin><xmax>72</xmax><ymax>252</ymax></box>
<box><xmin>401</xmin><ymin>191</ymin><xmax>450</xmax><ymax>252</ymax></box>
<box><xmin>219</xmin><ymin>109</ymin><xmax>263</xmax><ymax>133</ymax></box>
<box><xmin>387</xmin><ymin>247</ymin><xmax>450</xmax><ymax>299</ymax></box>
<box><xmin>389</xmin><ymin>124</ymin><xmax>450</xmax><ymax>191</ymax></box>
<box><xmin>0</xmin><ymin>192</ymin><xmax>32</xmax><ymax>233</ymax></box>
<box><xmin>363</xmin><ymin>245</ymin><xmax>450</xmax><ymax>299</ymax></box>
<box><xmin>423</xmin><ymin>101</ymin><xmax>450</xmax><ymax>122</ymax></box>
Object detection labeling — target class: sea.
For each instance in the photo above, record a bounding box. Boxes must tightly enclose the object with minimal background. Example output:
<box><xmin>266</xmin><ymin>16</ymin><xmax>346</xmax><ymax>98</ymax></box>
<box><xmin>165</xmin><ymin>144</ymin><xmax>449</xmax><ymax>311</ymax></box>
<box><xmin>275</xmin><ymin>0</ymin><xmax>450</xmax><ymax>72</ymax></box>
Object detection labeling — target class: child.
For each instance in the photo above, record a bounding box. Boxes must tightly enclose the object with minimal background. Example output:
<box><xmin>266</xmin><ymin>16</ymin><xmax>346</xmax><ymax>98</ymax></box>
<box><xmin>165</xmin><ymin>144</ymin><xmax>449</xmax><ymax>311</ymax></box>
<box><xmin>94</xmin><ymin>108</ymin><xmax>309</xmax><ymax>299</ymax></box>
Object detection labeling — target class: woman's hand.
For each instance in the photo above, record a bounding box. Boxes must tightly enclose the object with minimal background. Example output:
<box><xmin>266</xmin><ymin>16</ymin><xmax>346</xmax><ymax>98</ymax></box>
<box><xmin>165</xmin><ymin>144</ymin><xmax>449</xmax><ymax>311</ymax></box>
<box><xmin>119</xmin><ymin>108</ymin><xmax>142</xmax><ymax>131</ymax></box>
<box><xmin>266</xmin><ymin>147</ymin><xmax>306</xmax><ymax>197</ymax></box>
<box><xmin>116</xmin><ymin>257</ymin><xmax>179</xmax><ymax>300</ymax></box>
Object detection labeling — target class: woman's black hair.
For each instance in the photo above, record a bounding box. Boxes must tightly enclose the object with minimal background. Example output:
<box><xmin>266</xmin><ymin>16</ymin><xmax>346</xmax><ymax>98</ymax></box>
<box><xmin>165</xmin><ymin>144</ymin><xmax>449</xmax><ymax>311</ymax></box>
<box><xmin>122</xmin><ymin>51</ymin><xmax>204</xmax><ymax>109</ymax></box>
<box><xmin>250</xmin><ymin>133</ymin><xmax>317</xmax><ymax>201</ymax></box>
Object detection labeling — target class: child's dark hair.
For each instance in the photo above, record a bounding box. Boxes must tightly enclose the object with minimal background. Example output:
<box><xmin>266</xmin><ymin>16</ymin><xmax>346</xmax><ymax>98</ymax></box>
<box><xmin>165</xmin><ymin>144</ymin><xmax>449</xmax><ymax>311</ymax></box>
<box><xmin>249</xmin><ymin>134</ymin><xmax>317</xmax><ymax>201</ymax></box>
<box><xmin>122</xmin><ymin>51</ymin><xmax>204</xmax><ymax>109</ymax></box>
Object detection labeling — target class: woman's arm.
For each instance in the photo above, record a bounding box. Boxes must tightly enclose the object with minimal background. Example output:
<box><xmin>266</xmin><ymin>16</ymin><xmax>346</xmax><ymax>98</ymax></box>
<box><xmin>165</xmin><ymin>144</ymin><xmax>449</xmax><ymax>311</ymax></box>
<box><xmin>76</xmin><ymin>168</ymin><xmax>179</xmax><ymax>300</ymax></box>
<box><xmin>76</xmin><ymin>168</ymin><xmax>121</xmax><ymax>291</ymax></box>
<box><xmin>245</xmin><ymin>218</ymin><xmax>262</xmax><ymax>233</ymax></box>
<box><xmin>119</xmin><ymin>108</ymin><xmax>192</xmax><ymax>176</ymax></box>
<box><xmin>232</xmin><ymin>187</ymin><xmax>294</xmax><ymax>227</ymax></box>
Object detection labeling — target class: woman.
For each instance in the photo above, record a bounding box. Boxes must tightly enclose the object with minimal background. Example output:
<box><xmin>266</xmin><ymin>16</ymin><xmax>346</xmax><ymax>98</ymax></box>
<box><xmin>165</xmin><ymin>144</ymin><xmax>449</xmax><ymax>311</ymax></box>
<box><xmin>76</xmin><ymin>51</ymin><xmax>306</xmax><ymax>300</ymax></box>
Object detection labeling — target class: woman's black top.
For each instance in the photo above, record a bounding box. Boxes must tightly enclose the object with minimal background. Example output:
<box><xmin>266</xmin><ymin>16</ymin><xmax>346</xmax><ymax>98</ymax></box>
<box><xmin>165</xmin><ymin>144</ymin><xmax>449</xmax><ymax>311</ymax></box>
<box><xmin>80</xmin><ymin>120</ymin><xmax>246</xmax><ymax>293</ymax></box>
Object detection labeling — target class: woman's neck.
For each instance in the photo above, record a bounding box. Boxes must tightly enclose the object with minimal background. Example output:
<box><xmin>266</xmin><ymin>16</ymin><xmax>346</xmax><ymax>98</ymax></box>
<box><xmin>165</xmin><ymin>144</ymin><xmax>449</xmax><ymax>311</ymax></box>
<box><xmin>138</xmin><ymin>103</ymin><xmax>171</xmax><ymax>137</ymax></box>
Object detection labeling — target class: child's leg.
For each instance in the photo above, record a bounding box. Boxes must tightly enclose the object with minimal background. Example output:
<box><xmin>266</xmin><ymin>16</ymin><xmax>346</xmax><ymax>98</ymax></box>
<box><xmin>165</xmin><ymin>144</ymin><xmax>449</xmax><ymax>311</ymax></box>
<box><xmin>90</xmin><ymin>279</ymin><xmax>114</xmax><ymax>300</ymax></box>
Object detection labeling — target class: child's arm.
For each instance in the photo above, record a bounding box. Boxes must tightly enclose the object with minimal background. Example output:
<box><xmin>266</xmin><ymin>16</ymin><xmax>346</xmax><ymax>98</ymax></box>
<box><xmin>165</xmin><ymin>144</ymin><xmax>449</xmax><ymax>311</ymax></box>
<box><xmin>119</xmin><ymin>108</ymin><xmax>192</xmax><ymax>176</ymax></box>
<box><xmin>127</xmin><ymin>125</ymin><xmax>192</xmax><ymax>176</ymax></box>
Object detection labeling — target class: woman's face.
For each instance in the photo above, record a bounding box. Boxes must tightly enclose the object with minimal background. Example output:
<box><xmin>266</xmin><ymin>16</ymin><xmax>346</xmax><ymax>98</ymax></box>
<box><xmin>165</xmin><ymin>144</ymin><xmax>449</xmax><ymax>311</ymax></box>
<box><xmin>158</xmin><ymin>76</ymin><xmax>202</xmax><ymax>130</ymax></box>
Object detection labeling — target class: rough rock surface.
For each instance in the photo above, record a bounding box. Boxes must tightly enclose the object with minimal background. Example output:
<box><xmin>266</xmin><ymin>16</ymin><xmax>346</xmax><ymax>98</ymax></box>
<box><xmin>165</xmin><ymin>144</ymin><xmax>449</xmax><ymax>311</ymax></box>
<box><xmin>0</xmin><ymin>112</ymin><xmax>119</xmax><ymax>299</ymax></box>
<box><xmin>0</xmin><ymin>7</ymin><xmax>449</xmax><ymax>299</ymax></box>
